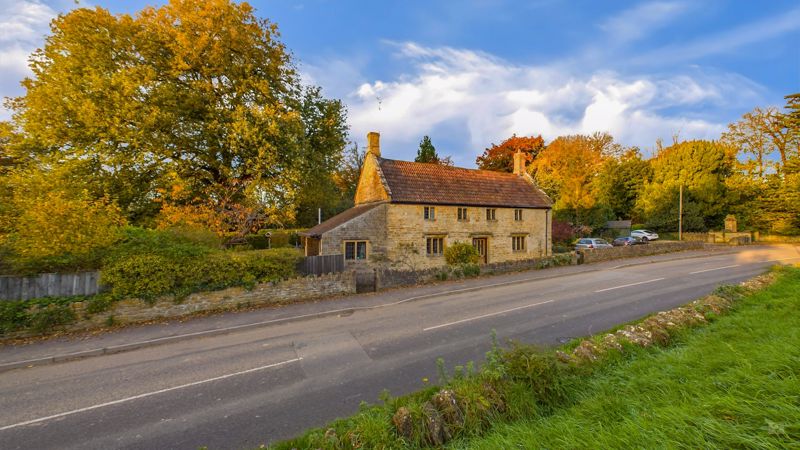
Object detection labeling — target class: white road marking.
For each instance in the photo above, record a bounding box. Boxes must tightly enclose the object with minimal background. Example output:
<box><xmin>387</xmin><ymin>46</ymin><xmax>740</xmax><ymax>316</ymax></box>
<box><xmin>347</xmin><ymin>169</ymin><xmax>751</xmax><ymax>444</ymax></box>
<box><xmin>689</xmin><ymin>264</ymin><xmax>740</xmax><ymax>275</ymax></box>
<box><xmin>594</xmin><ymin>278</ymin><xmax>666</xmax><ymax>293</ymax></box>
<box><xmin>423</xmin><ymin>300</ymin><xmax>553</xmax><ymax>331</ymax></box>
<box><xmin>0</xmin><ymin>357</ymin><xmax>302</xmax><ymax>431</ymax></box>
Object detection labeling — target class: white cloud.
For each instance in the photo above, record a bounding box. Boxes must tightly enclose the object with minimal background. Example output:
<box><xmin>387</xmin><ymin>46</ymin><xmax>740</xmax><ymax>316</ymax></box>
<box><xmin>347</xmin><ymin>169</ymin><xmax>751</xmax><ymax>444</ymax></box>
<box><xmin>634</xmin><ymin>6</ymin><xmax>800</xmax><ymax>64</ymax></box>
<box><xmin>599</xmin><ymin>1</ymin><xmax>691</xmax><ymax>43</ymax></box>
<box><xmin>0</xmin><ymin>0</ymin><xmax>59</xmax><ymax>120</ymax></box>
<box><xmin>346</xmin><ymin>42</ymin><xmax>756</xmax><ymax>165</ymax></box>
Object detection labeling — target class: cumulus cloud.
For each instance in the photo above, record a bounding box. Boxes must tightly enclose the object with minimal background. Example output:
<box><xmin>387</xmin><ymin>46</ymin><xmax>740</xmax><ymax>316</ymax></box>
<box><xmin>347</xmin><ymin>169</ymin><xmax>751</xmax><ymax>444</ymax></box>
<box><xmin>0</xmin><ymin>0</ymin><xmax>58</xmax><ymax>119</ymax></box>
<box><xmin>346</xmin><ymin>42</ymin><xmax>760</xmax><ymax>165</ymax></box>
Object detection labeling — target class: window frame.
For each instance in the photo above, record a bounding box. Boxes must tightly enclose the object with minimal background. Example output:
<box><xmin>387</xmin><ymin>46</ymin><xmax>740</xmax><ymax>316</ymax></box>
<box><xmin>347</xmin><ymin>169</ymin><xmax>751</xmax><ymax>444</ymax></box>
<box><xmin>514</xmin><ymin>209</ymin><xmax>523</xmax><ymax>221</ymax></box>
<box><xmin>512</xmin><ymin>235</ymin><xmax>526</xmax><ymax>252</ymax></box>
<box><xmin>486</xmin><ymin>208</ymin><xmax>497</xmax><ymax>221</ymax></box>
<box><xmin>344</xmin><ymin>240</ymin><xmax>368</xmax><ymax>261</ymax></box>
<box><xmin>457</xmin><ymin>207</ymin><xmax>468</xmax><ymax>221</ymax></box>
<box><xmin>424</xmin><ymin>206</ymin><xmax>436</xmax><ymax>221</ymax></box>
<box><xmin>426</xmin><ymin>236</ymin><xmax>445</xmax><ymax>257</ymax></box>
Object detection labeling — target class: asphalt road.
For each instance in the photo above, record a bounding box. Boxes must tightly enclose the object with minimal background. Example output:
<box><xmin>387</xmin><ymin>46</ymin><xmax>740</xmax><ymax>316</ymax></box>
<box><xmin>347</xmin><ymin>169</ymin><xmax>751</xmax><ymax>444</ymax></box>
<box><xmin>0</xmin><ymin>245</ymin><xmax>797</xmax><ymax>450</ymax></box>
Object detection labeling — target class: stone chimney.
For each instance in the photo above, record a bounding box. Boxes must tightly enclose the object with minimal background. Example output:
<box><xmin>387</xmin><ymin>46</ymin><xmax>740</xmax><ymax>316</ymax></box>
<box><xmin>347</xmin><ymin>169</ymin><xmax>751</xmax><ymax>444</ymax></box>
<box><xmin>513</xmin><ymin>150</ymin><xmax>526</xmax><ymax>176</ymax></box>
<box><xmin>367</xmin><ymin>131</ymin><xmax>381</xmax><ymax>157</ymax></box>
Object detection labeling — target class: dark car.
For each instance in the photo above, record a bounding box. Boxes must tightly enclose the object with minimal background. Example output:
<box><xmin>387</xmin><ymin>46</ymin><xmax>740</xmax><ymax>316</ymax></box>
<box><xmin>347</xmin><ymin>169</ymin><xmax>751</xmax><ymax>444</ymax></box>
<box><xmin>612</xmin><ymin>236</ymin><xmax>646</xmax><ymax>246</ymax></box>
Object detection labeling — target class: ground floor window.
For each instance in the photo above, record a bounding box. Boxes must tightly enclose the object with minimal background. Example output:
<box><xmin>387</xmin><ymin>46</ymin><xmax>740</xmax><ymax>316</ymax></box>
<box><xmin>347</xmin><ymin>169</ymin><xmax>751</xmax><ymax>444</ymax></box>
<box><xmin>512</xmin><ymin>235</ymin><xmax>526</xmax><ymax>252</ymax></box>
<box><xmin>345</xmin><ymin>240</ymin><xmax>367</xmax><ymax>260</ymax></box>
<box><xmin>426</xmin><ymin>237</ymin><xmax>444</xmax><ymax>256</ymax></box>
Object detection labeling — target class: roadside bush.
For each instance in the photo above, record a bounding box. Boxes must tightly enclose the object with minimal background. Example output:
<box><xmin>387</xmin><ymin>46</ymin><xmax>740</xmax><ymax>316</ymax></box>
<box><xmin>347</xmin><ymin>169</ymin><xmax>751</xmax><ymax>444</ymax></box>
<box><xmin>101</xmin><ymin>246</ymin><xmax>301</xmax><ymax>301</ymax></box>
<box><xmin>2</xmin><ymin>192</ymin><xmax>126</xmax><ymax>274</ymax></box>
<box><xmin>29</xmin><ymin>304</ymin><xmax>77</xmax><ymax>333</ymax></box>
<box><xmin>445</xmin><ymin>242</ymin><xmax>480</xmax><ymax>266</ymax></box>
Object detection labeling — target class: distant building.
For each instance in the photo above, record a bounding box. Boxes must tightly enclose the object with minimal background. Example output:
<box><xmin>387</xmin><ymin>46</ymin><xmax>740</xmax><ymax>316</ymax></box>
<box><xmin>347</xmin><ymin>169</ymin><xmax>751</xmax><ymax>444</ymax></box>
<box><xmin>300</xmin><ymin>132</ymin><xmax>553</xmax><ymax>269</ymax></box>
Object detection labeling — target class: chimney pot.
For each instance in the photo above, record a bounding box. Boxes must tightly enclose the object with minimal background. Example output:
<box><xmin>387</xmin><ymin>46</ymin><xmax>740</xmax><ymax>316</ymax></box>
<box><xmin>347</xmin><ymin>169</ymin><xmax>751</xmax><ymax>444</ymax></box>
<box><xmin>367</xmin><ymin>132</ymin><xmax>381</xmax><ymax>157</ymax></box>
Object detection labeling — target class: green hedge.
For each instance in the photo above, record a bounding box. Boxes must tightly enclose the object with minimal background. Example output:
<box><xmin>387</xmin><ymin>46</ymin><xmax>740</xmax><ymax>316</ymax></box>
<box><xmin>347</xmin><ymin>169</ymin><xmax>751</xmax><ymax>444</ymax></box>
<box><xmin>101</xmin><ymin>248</ymin><xmax>301</xmax><ymax>301</ymax></box>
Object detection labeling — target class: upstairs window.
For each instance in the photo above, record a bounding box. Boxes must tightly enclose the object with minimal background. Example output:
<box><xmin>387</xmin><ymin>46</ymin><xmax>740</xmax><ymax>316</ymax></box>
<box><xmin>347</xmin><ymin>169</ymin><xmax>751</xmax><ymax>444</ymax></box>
<box><xmin>344</xmin><ymin>241</ymin><xmax>367</xmax><ymax>260</ymax></box>
<box><xmin>486</xmin><ymin>208</ymin><xmax>496</xmax><ymax>221</ymax></box>
<box><xmin>426</xmin><ymin>237</ymin><xmax>444</xmax><ymax>256</ymax></box>
<box><xmin>514</xmin><ymin>209</ymin><xmax>523</xmax><ymax>221</ymax></box>
<box><xmin>457</xmin><ymin>207</ymin><xmax>468</xmax><ymax>221</ymax></box>
<box><xmin>424</xmin><ymin>206</ymin><xmax>436</xmax><ymax>221</ymax></box>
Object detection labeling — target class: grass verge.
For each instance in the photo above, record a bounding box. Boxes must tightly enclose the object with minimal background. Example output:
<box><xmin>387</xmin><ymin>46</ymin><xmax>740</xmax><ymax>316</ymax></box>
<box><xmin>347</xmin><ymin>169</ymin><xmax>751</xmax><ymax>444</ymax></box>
<box><xmin>271</xmin><ymin>265</ymin><xmax>799</xmax><ymax>449</ymax></box>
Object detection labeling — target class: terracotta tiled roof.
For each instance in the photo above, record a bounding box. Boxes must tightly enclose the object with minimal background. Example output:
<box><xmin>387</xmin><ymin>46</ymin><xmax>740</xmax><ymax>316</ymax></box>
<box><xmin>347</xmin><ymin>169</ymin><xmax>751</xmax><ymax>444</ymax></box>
<box><xmin>378</xmin><ymin>158</ymin><xmax>551</xmax><ymax>208</ymax></box>
<box><xmin>299</xmin><ymin>202</ymin><xmax>383</xmax><ymax>238</ymax></box>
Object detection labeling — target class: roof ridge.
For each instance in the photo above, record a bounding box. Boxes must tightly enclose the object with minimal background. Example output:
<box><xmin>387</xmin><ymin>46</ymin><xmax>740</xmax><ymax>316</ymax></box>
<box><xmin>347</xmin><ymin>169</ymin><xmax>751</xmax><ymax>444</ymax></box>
<box><xmin>379</xmin><ymin>157</ymin><xmax>522</xmax><ymax>177</ymax></box>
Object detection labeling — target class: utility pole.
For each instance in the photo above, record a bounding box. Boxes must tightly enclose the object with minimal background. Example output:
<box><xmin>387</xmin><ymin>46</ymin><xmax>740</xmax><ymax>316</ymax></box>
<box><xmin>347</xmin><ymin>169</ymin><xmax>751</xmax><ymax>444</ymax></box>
<box><xmin>318</xmin><ymin>208</ymin><xmax>322</xmax><ymax>225</ymax></box>
<box><xmin>678</xmin><ymin>184</ymin><xmax>683</xmax><ymax>241</ymax></box>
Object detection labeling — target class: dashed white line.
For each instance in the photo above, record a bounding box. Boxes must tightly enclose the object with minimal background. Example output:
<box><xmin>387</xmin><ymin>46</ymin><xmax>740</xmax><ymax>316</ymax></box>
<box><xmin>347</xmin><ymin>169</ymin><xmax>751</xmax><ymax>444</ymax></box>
<box><xmin>0</xmin><ymin>357</ymin><xmax>302</xmax><ymax>432</ymax></box>
<box><xmin>423</xmin><ymin>300</ymin><xmax>553</xmax><ymax>331</ymax></box>
<box><xmin>594</xmin><ymin>278</ymin><xmax>666</xmax><ymax>293</ymax></box>
<box><xmin>689</xmin><ymin>264</ymin><xmax>740</xmax><ymax>275</ymax></box>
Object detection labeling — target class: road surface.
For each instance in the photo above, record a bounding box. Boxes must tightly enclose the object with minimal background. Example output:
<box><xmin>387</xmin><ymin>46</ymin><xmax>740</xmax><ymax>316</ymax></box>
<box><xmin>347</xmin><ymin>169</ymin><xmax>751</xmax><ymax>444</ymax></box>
<box><xmin>0</xmin><ymin>244</ymin><xmax>797</xmax><ymax>449</ymax></box>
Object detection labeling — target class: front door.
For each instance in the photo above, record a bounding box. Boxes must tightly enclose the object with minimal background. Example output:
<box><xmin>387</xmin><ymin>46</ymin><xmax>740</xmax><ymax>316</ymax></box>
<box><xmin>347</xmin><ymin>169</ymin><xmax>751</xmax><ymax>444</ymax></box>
<box><xmin>472</xmin><ymin>238</ymin><xmax>488</xmax><ymax>264</ymax></box>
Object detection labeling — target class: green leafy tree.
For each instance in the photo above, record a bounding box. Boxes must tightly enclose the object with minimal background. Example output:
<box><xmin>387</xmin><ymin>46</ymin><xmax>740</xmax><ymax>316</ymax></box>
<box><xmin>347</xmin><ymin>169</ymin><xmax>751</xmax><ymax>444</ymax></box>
<box><xmin>594</xmin><ymin>148</ymin><xmax>652</xmax><ymax>221</ymax></box>
<box><xmin>637</xmin><ymin>140</ymin><xmax>735</xmax><ymax>232</ymax></box>
<box><xmin>415</xmin><ymin>135</ymin><xmax>441</xmax><ymax>163</ymax></box>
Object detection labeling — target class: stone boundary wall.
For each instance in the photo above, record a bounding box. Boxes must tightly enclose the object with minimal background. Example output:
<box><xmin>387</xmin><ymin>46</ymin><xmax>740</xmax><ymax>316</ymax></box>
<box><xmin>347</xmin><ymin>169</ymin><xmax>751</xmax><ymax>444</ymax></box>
<box><xmin>375</xmin><ymin>254</ymin><xmax>576</xmax><ymax>291</ymax></box>
<box><xmin>579</xmin><ymin>241</ymin><xmax>704</xmax><ymax>264</ymax></box>
<box><xmin>63</xmin><ymin>271</ymin><xmax>356</xmax><ymax>332</ymax></box>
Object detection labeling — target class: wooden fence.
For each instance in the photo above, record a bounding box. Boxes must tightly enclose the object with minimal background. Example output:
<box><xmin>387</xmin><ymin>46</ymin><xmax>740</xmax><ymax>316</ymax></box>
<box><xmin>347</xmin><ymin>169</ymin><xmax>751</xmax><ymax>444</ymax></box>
<box><xmin>297</xmin><ymin>254</ymin><xmax>345</xmax><ymax>276</ymax></box>
<box><xmin>0</xmin><ymin>271</ymin><xmax>101</xmax><ymax>301</ymax></box>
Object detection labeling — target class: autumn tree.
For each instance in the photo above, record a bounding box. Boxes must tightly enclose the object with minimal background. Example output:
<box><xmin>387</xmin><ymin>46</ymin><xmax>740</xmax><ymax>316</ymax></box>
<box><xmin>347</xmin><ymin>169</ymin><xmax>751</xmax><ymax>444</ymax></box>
<box><xmin>476</xmin><ymin>134</ymin><xmax>545</xmax><ymax>172</ymax></box>
<box><xmin>531</xmin><ymin>133</ymin><xmax>615</xmax><ymax>227</ymax></box>
<box><xmin>721</xmin><ymin>107</ymin><xmax>796</xmax><ymax>176</ymax></box>
<box><xmin>9</xmin><ymin>0</ymin><xmax>347</xmax><ymax>225</ymax></box>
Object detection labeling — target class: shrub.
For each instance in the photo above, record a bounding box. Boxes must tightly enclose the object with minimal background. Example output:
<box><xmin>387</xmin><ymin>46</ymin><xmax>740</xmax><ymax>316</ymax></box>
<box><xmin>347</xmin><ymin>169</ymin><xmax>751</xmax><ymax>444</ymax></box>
<box><xmin>101</xmin><ymin>244</ymin><xmax>301</xmax><ymax>301</ymax></box>
<box><xmin>29</xmin><ymin>304</ymin><xmax>77</xmax><ymax>333</ymax></box>
<box><xmin>3</xmin><ymin>192</ymin><xmax>126</xmax><ymax>274</ymax></box>
<box><xmin>445</xmin><ymin>242</ymin><xmax>480</xmax><ymax>266</ymax></box>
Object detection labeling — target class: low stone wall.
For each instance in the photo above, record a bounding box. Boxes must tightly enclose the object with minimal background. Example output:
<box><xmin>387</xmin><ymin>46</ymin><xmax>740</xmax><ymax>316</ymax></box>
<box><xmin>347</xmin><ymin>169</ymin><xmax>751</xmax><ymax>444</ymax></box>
<box><xmin>66</xmin><ymin>271</ymin><xmax>356</xmax><ymax>331</ymax></box>
<box><xmin>579</xmin><ymin>241</ymin><xmax>704</xmax><ymax>264</ymax></box>
<box><xmin>375</xmin><ymin>254</ymin><xmax>575</xmax><ymax>291</ymax></box>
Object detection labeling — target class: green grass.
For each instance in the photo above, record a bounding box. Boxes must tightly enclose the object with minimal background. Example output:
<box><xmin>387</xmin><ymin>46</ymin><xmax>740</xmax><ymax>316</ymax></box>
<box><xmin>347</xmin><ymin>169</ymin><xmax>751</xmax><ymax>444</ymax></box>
<box><xmin>451</xmin><ymin>266</ymin><xmax>800</xmax><ymax>449</ymax></box>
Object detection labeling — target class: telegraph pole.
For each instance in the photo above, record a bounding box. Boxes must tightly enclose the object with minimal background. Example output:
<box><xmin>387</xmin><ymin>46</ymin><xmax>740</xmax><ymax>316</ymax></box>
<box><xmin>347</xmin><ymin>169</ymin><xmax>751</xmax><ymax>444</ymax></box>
<box><xmin>678</xmin><ymin>184</ymin><xmax>683</xmax><ymax>241</ymax></box>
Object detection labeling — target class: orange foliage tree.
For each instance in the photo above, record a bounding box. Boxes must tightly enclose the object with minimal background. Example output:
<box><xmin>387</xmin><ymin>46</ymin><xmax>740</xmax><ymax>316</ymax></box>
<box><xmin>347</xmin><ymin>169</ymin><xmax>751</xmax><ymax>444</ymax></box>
<box><xmin>476</xmin><ymin>134</ymin><xmax>545</xmax><ymax>172</ymax></box>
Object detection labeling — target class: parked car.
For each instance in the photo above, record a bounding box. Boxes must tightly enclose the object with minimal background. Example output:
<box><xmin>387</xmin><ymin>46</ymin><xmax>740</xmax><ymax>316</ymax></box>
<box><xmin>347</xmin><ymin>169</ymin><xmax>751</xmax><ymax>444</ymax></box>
<box><xmin>631</xmin><ymin>229</ymin><xmax>659</xmax><ymax>242</ymax></box>
<box><xmin>574</xmin><ymin>238</ymin><xmax>613</xmax><ymax>250</ymax></box>
<box><xmin>612</xmin><ymin>236</ymin><xmax>646</xmax><ymax>246</ymax></box>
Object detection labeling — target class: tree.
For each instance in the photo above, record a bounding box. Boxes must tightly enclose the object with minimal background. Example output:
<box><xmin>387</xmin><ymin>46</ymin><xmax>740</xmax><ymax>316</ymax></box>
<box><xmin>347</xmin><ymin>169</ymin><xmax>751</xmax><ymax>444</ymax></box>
<box><xmin>415</xmin><ymin>135</ymin><xmax>440</xmax><ymax>163</ymax></box>
<box><xmin>637</xmin><ymin>140</ymin><xmax>735</xmax><ymax>231</ymax></box>
<box><xmin>594</xmin><ymin>148</ymin><xmax>652</xmax><ymax>221</ymax></box>
<box><xmin>721</xmin><ymin>106</ymin><xmax>797</xmax><ymax>176</ymax></box>
<box><xmin>475</xmin><ymin>134</ymin><xmax>545</xmax><ymax>172</ymax></box>
<box><xmin>8</xmin><ymin>0</ymin><xmax>347</xmax><ymax>225</ymax></box>
<box><xmin>292</xmin><ymin>87</ymin><xmax>350</xmax><ymax>227</ymax></box>
<box><xmin>530</xmin><ymin>133</ymin><xmax>612</xmax><ymax>227</ymax></box>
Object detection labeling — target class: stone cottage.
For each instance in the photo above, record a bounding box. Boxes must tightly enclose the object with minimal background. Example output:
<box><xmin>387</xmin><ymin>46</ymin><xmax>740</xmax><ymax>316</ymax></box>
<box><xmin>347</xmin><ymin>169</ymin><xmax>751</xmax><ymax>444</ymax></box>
<box><xmin>300</xmin><ymin>132</ymin><xmax>553</xmax><ymax>269</ymax></box>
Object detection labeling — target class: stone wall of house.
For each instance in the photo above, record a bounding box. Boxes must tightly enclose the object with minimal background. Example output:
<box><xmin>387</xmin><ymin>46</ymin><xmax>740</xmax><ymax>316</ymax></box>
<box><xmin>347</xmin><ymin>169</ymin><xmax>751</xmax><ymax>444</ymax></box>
<box><xmin>64</xmin><ymin>272</ymin><xmax>356</xmax><ymax>331</ymax></box>
<box><xmin>384</xmin><ymin>204</ymin><xmax>552</xmax><ymax>270</ymax></box>
<box><xmin>579</xmin><ymin>241</ymin><xmax>704</xmax><ymax>264</ymax></box>
<box><xmin>319</xmin><ymin>203</ymin><xmax>389</xmax><ymax>268</ymax></box>
<box><xmin>354</xmin><ymin>153</ymin><xmax>389</xmax><ymax>205</ymax></box>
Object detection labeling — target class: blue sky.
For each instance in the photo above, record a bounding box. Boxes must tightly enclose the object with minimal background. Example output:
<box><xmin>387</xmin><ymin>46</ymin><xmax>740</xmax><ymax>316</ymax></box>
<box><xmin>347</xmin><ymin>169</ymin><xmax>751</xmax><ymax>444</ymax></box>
<box><xmin>1</xmin><ymin>0</ymin><xmax>799</xmax><ymax>166</ymax></box>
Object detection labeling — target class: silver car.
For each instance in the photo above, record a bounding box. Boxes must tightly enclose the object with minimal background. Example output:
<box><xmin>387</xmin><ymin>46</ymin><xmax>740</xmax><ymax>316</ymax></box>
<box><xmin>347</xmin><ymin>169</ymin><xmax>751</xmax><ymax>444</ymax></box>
<box><xmin>574</xmin><ymin>238</ymin><xmax>613</xmax><ymax>250</ymax></box>
<box><xmin>631</xmin><ymin>229</ymin><xmax>659</xmax><ymax>242</ymax></box>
